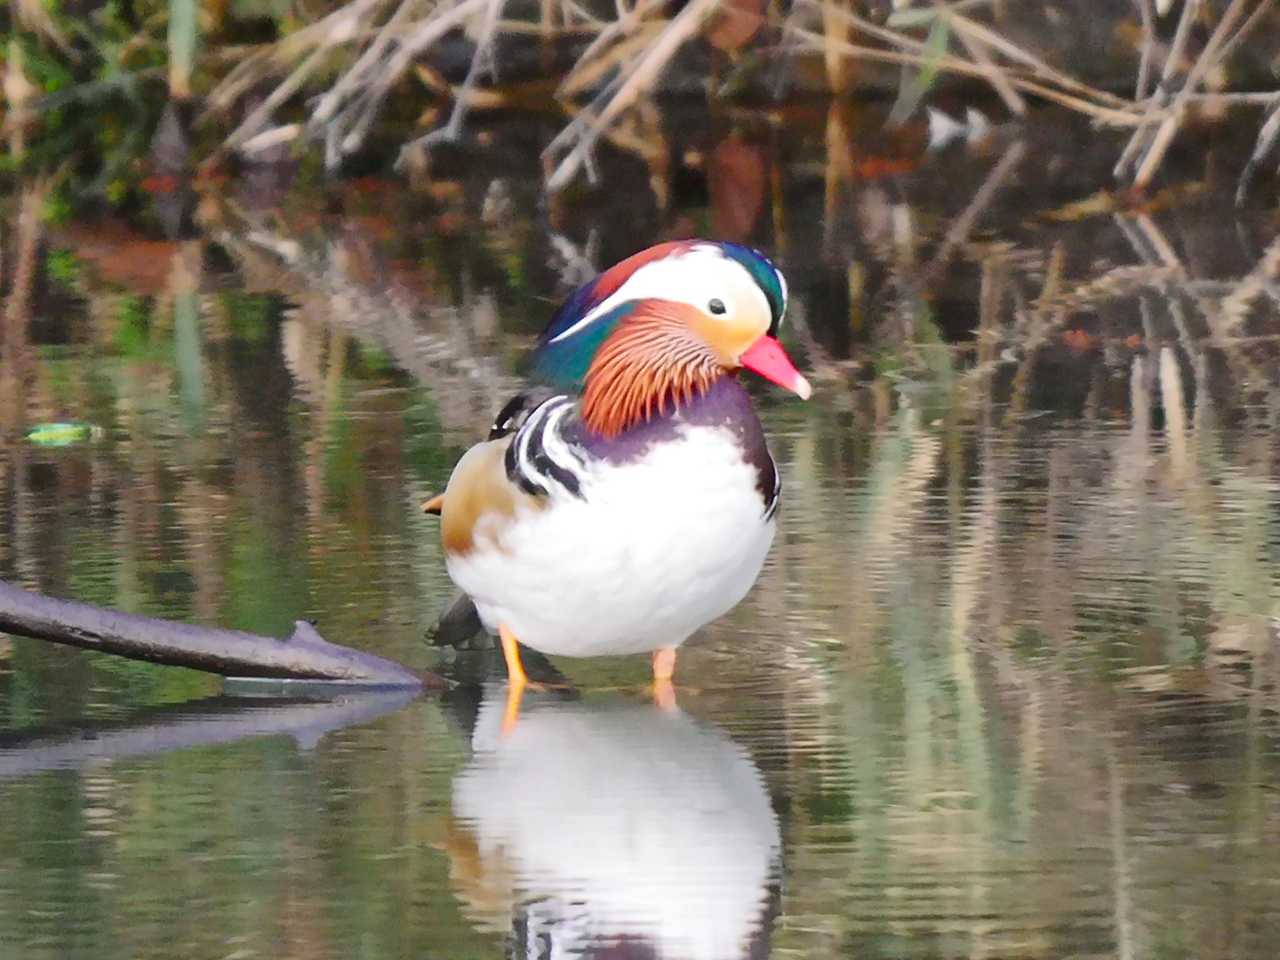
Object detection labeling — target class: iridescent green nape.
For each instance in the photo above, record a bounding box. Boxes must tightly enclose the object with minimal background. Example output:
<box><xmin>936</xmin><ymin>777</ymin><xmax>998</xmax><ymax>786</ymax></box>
<box><xmin>720</xmin><ymin>243</ymin><xmax>786</xmax><ymax>333</ymax></box>
<box><xmin>530</xmin><ymin>302</ymin><xmax>637</xmax><ymax>388</ymax></box>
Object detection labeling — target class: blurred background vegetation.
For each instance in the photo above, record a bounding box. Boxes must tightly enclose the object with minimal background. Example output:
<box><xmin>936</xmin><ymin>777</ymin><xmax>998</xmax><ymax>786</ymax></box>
<box><xmin>2</xmin><ymin>0</ymin><xmax>1280</xmax><ymax>205</ymax></box>
<box><xmin>4</xmin><ymin>3</ymin><xmax>1280</xmax><ymax>958</ymax></box>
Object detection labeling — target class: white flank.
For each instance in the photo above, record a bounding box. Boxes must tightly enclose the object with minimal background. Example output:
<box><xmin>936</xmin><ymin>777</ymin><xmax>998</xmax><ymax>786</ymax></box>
<box><xmin>445</xmin><ymin>423</ymin><xmax>775</xmax><ymax>656</ymax></box>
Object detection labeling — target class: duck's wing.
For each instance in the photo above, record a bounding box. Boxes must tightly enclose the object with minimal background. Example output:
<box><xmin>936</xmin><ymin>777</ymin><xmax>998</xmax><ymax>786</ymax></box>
<box><xmin>422</xmin><ymin>391</ymin><xmax>588</xmax><ymax>648</ymax></box>
<box><xmin>421</xmin><ymin>388</ymin><xmax>570</xmax><ymax>513</ymax></box>
<box><xmin>420</xmin><ymin>394</ymin><xmax>537</xmax><ymax>514</ymax></box>
<box><xmin>420</xmin><ymin>390</ymin><xmax>587</xmax><ymax>518</ymax></box>
<box><xmin>427</xmin><ymin>391</ymin><xmax>591</xmax><ymax>655</ymax></box>
<box><xmin>424</xmin><ymin>392</ymin><xmax>587</xmax><ymax>558</ymax></box>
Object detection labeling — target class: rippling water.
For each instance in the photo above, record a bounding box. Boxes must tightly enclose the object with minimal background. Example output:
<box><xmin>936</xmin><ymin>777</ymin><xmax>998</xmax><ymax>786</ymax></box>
<box><xmin>2</xmin><ymin>109</ymin><xmax>1280</xmax><ymax>958</ymax></box>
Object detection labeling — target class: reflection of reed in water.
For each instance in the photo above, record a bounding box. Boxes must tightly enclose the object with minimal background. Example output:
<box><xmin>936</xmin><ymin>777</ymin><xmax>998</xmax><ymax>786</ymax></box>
<box><xmin>443</xmin><ymin>690</ymin><xmax>780</xmax><ymax>960</ymax></box>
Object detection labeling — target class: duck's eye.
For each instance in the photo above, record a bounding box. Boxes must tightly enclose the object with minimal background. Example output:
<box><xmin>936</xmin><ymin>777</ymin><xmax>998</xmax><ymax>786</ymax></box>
<box><xmin>708</xmin><ymin>298</ymin><xmax>727</xmax><ymax>315</ymax></box>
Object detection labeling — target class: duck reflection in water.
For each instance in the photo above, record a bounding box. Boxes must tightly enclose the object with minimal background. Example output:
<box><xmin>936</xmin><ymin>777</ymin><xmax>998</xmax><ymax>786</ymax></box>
<box><xmin>442</xmin><ymin>687</ymin><xmax>781</xmax><ymax>960</ymax></box>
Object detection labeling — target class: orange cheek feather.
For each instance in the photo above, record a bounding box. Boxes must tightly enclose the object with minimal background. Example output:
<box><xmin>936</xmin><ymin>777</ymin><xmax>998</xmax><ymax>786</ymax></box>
<box><xmin>581</xmin><ymin>303</ymin><xmax>724</xmax><ymax>438</ymax></box>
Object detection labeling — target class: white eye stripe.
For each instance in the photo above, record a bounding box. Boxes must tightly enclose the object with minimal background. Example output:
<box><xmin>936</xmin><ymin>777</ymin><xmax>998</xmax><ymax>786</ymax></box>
<box><xmin>548</xmin><ymin>246</ymin><xmax>771</xmax><ymax>343</ymax></box>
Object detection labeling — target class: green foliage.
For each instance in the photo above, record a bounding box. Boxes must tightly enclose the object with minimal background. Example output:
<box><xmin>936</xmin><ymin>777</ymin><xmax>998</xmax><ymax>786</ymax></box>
<box><xmin>323</xmin><ymin>380</ymin><xmax>362</xmax><ymax>503</ymax></box>
<box><xmin>224</xmin><ymin>292</ymin><xmax>284</xmax><ymax>345</ymax></box>
<box><xmin>13</xmin><ymin>33</ymin><xmax>74</xmax><ymax>95</ymax></box>
<box><xmin>224</xmin><ymin>511</ymin><xmax>307</xmax><ymax>636</ymax></box>
<box><xmin>402</xmin><ymin>391</ymin><xmax>456</xmax><ymax>484</ymax></box>
<box><xmin>45</xmin><ymin>247</ymin><xmax>81</xmax><ymax>289</ymax></box>
<box><xmin>87</xmin><ymin>652</ymin><xmax>216</xmax><ymax>705</ymax></box>
<box><xmin>112</xmin><ymin>294</ymin><xmax>164</xmax><ymax>358</ymax></box>
<box><xmin>39</xmin><ymin>184</ymin><xmax>73</xmax><ymax>225</ymax></box>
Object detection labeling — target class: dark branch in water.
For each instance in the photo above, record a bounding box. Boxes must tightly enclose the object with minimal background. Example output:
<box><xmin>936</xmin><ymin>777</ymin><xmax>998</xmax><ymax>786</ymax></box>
<box><xmin>0</xmin><ymin>690</ymin><xmax>421</xmax><ymax>779</ymax></box>
<box><xmin>0</xmin><ymin>578</ymin><xmax>425</xmax><ymax>689</ymax></box>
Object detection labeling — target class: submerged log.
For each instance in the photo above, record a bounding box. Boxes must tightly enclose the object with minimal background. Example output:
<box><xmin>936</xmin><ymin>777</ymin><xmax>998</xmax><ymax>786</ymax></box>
<box><xmin>0</xmin><ymin>578</ymin><xmax>425</xmax><ymax>688</ymax></box>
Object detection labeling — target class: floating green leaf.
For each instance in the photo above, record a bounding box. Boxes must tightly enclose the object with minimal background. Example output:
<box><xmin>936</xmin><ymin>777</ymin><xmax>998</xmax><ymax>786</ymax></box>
<box><xmin>26</xmin><ymin>422</ymin><xmax>104</xmax><ymax>446</ymax></box>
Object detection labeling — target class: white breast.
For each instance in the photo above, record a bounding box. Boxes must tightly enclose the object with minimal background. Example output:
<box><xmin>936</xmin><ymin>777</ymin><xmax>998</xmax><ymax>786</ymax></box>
<box><xmin>446</xmin><ymin>424</ymin><xmax>775</xmax><ymax>657</ymax></box>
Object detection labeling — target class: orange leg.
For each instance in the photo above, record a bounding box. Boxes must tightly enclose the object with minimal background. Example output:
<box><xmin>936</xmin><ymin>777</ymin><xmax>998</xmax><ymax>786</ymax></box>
<box><xmin>652</xmin><ymin>646</ymin><xmax>677</xmax><ymax>712</ymax></box>
<box><xmin>500</xmin><ymin>624</ymin><xmax>528</xmax><ymax>735</ymax></box>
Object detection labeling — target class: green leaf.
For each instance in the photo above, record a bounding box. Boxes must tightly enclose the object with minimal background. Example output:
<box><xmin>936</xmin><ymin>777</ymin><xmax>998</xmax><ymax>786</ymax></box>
<box><xmin>886</xmin><ymin>8</ymin><xmax>938</xmax><ymax>28</ymax></box>
<box><xmin>887</xmin><ymin>13</ymin><xmax>951</xmax><ymax>126</ymax></box>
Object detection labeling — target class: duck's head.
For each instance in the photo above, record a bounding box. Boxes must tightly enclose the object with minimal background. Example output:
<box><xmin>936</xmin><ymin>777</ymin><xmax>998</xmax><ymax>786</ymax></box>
<box><xmin>532</xmin><ymin>240</ymin><xmax>810</xmax><ymax>438</ymax></box>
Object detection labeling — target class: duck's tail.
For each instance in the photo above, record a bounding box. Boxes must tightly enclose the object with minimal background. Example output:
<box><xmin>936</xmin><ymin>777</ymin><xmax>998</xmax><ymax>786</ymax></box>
<box><xmin>428</xmin><ymin>592</ymin><xmax>486</xmax><ymax>648</ymax></box>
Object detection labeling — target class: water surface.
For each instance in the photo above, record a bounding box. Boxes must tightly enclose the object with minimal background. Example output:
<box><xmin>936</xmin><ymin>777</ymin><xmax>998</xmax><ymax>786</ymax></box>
<box><xmin>2</xmin><ymin>107</ymin><xmax>1280</xmax><ymax>959</ymax></box>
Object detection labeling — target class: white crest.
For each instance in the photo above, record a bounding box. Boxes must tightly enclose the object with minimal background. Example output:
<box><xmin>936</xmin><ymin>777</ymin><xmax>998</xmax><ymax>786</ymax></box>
<box><xmin>549</xmin><ymin>243</ymin><xmax>774</xmax><ymax>344</ymax></box>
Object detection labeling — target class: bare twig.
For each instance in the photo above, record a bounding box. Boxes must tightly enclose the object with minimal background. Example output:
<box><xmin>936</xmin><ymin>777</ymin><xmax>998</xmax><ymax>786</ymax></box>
<box><xmin>224</xmin><ymin>47</ymin><xmax>330</xmax><ymax>151</ymax></box>
<box><xmin>310</xmin><ymin>0</ymin><xmax>422</xmax><ymax>126</ymax></box>
<box><xmin>398</xmin><ymin>0</ymin><xmax>508</xmax><ymax>159</ymax></box>
<box><xmin>1236</xmin><ymin>101</ymin><xmax>1280</xmax><ymax>208</ymax></box>
<box><xmin>1133</xmin><ymin>0</ymin><xmax>1259</xmax><ymax>188</ymax></box>
<box><xmin>787</xmin><ymin>27</ymin><xmax>1146</xmax><ymax>126</ymax></box>
<box><xmin>1133</xmin><ymin>0</ymin><xmax>1156</xmax><ymax>102</ymax></box>
<box><xmin>951</xmin><ymin>17</ymin><xmax>1025</xmax><ymax>117</ymax></box>
<box><xmin>1115</xmin><ymin>0</ymin><xmax>1201</xmax><ymax>178</ymax></box>
<box><xmin>546</xmin><ymin>0</ymin><xmax>720</xmax><ymax>190</ymax></box>
<box><xmin>923</xmin><ymin>139</ymin><xmax>1026</xmax><ymax>285</ymax></box>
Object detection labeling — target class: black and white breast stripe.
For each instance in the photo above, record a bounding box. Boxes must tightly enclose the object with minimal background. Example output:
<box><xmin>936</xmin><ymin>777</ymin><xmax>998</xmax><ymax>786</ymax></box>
<box><xmin>500</xmin><ymin>395</ymin><xmax>588</xmax><ymax>500</ymax></box>
<box><xmin>763</xmin><ymin>457</ymin><xmax>781</xmax><ymax>522</ymax></box>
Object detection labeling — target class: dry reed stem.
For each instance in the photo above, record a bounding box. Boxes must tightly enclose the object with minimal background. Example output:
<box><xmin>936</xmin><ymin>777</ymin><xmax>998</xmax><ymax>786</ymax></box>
<box><xmin>238</xmin><ymin>123</ymin><xmax>304</xmax><ymax>155</ymax></box>
<box><xmin>1159</xmin><ymin>346</ymin><xmax>1189</xmax><ymax>485</ymax></box>
<box><xmin>400</xmin><ymin>0</ymin><xmax>506</xmax><ymax>155</ymax></box>
<box><xmin>1219</xmin><ymin>232</ymin><xmax>1280</xmax><ymax>328</ymax></box>
<box><xmin>950</xmin><ymin>19</ymin><xmax>1025</xmax><ymax>117</ymax></box>
<box><xmin>1114</xmin><ymin>0</ymin><xmax>1201</xmax><ymax>178</ymax></box>
<box><xmin>560</xmin><ymin>0</ymin><xmax>668</xmax><ymax>95</ymax></box>
<box><xmin>946</xmin><ymin>11</ymin><xmax>1132</xmax><ymax>109</ymax></box>
<box><xmin>1134</xmin><ymin>0</ymin><xmax>1156</xmax><ymax>102</ymax></box>
<box><xmin>197</xmin><ymin>0</ymin><xmax>1276</xmax><ymax>190</ymax></box>
<box><xmin>13</xmin><ymin>0</ymin><xmax>75</xmax><ymax>58</ymax></box>
<box><xmin>788</xmin><ymin>27</ymin><xmax>1147</xmax><ymax>126</ymax></box>
<box><xmin>224</xmin><ymin>47</ymin><xmax>330</xmax><ymax>151</ymax></box>
<box><xmin>545</xmin><ymin>0</ymin><xmax>720</xmax><ymax>190</ymax></box>
<box><xmin>208</xmin><ymin>0</ymin><xmax>386</xmax><ymax>114</ymax></box>
<box><xmin>805</xmin><ymin>1</ymin><xmax>1131</xmax><ymax>110</ymax></box>
<box><xmin>560</xmin><ymin>23</ymin><xmax>664</xmax><ymax>99</ymax></box>
<box><xmin>922</xmin><ymin>139</ymin><xmax>1025</xmax><ymax>286</ymax></box>
<box><xmin>1236</xmin><ymin>101</ymin><xmax>1280</xmax><ymax>207</ymax></box>
<box><xmin>331</xmin><ymin>0</ymin><xmax>491</xmax><ymax>164</ymax></box>
<box><xmin>1209</xmin><ymin>0</ymin><xmax>1277</xmax><ymax>74</ymax></box>
<box><xmin>1132</xmin><ymin>0</ymin><xmax>1259</xmax><ymax>188</ymax></box>
<box><xmin>311</xmin><ymin>0</ymin><xmax>422</xmax><ymax>125</ymax></box>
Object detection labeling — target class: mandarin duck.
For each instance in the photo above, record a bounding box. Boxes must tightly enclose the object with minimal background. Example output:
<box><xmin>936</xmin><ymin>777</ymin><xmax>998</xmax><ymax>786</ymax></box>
<box><xmin>424</xmin><ymin>240</ymin><xmax>809</xmax><ymax>717</ymax></box>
